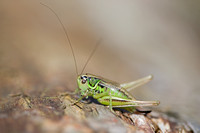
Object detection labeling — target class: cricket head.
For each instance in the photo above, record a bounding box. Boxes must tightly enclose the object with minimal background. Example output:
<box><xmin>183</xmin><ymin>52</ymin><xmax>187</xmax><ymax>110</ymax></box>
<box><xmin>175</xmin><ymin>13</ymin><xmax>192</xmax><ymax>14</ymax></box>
<box><xmin>77</xmin><ymin>74</ymin><xmax>100</xmax><ymax>95</ymax></box>
<box><xmin>77</xmin><ymin>74</ymin><xmax>89</xmax><ymax>95</ymax></box>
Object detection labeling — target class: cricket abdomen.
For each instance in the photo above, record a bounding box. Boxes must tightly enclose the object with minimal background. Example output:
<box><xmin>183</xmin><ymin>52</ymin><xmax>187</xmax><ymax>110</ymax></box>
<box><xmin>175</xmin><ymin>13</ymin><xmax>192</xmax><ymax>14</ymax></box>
<box><xmin>92</xmin><ymin>81</ymin><xmax>133</xmax><ymax>100</ymax></box>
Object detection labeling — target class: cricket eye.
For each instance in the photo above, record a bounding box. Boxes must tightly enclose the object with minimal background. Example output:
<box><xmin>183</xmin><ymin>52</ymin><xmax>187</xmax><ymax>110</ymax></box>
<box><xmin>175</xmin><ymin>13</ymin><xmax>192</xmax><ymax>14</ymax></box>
<box><xmin>81</xmin><ymin>79</ymin><xmax>86</xmax><ymax>84</ymax></box>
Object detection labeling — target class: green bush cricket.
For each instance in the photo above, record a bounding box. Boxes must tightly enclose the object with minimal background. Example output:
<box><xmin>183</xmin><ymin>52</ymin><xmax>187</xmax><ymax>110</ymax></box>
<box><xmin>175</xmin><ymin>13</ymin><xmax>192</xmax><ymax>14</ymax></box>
<box><xmin>41</xmin><ymin>3</ymin><xmax>160</xmax><ymax>113</ymax></box>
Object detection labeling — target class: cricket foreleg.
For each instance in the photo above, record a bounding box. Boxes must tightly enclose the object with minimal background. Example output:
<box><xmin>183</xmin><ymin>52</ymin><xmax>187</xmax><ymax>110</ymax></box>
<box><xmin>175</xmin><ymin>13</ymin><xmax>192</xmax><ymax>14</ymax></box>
<box><xmin>120</xmin><ymin>75</ymin><xmax>153</xmax><ymax>91</ymax></box>
<box><xmin>71</xmin><ymin>94</ymin><xmax>88</xmax><ymax>105</ymax></box>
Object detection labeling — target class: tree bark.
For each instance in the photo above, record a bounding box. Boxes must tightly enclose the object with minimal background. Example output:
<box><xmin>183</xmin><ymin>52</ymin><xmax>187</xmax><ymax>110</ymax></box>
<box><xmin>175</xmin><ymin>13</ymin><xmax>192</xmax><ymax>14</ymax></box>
<box><xmin>0</xmin><ymin>92</ymin><xmax>196</xmax><ymax>133</ymax></box>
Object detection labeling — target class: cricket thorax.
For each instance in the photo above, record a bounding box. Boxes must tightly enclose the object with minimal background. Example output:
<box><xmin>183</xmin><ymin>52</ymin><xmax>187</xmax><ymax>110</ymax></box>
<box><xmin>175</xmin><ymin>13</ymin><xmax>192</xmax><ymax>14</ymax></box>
<box><xmin>77</xmin><ymin>74</ymin><xmax>100</xmax><ymax>94</ymax></box>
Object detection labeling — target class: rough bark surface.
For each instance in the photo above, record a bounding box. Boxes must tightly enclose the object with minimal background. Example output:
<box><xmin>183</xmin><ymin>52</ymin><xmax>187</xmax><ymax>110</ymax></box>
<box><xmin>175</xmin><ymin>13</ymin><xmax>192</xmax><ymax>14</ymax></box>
<box><xmin>0</xmin><ymin>92</ymin><xmax>196</xmax><ymax>133</ymax></box>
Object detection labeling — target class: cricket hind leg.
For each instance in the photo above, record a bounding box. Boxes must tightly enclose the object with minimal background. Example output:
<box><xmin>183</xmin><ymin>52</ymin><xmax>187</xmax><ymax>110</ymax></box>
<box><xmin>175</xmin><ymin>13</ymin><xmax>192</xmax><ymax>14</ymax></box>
<box><xmin>97</xmin><ymin>96</ymin><xmax>159</xmax><ymax>110</ymax></box>
<box><xmin>120</xmin><ymin>75</ymin><xmax>153</xmax><ymax>91</ymax></box>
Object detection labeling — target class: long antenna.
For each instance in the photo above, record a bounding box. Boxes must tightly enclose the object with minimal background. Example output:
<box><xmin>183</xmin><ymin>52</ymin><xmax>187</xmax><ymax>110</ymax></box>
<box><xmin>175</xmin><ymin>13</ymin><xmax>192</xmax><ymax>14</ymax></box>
<box><xmin>80</xmin><ymin>38</ymin><xmax>102</xmax><ymax>74</ymax></box>
<box><xmin>41</xmin><ymin>3</ymin><xmax>79</xmax><ymax>76</ymax></box>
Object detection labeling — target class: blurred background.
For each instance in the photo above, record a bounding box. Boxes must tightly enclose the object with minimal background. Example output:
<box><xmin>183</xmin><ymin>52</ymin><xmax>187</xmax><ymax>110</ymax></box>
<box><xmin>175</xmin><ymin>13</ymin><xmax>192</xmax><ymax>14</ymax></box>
<box><xmin>0</xmin><ymin>0</ymin><xmax>200</xmax><ymax>127</ymax></box>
